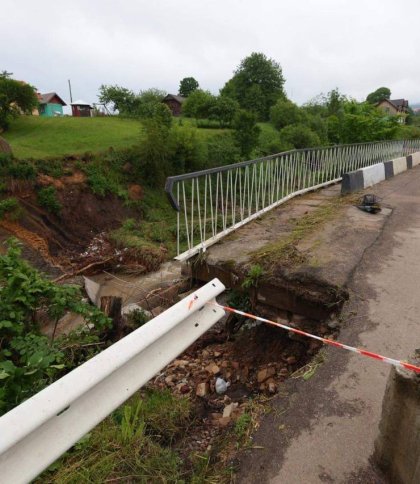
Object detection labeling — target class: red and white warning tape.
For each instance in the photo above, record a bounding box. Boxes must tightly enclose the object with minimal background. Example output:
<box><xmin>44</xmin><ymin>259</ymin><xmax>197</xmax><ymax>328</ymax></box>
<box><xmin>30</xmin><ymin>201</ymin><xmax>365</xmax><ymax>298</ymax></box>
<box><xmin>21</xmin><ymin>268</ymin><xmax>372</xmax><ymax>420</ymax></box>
<box><xmin>208</xmin><ymin>302</ymin><xmax>420</xmax><ymax>374</ymax></box>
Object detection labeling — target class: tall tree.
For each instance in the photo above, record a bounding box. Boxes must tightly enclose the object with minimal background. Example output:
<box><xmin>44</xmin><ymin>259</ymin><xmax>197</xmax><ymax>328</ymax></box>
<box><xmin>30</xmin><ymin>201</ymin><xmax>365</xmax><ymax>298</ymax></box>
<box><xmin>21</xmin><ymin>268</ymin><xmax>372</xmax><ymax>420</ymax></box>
<box><xmin>178</xmin><ymin>77</ymin><xmax>199</xmax><ymax>97</ymax></box>
<box><xmin>182</xmin><ymin>90</ymin><xmax>216</xmax><ymax>119</ymax></box>
<box><xmin>221</xmin><ymin>52</ymin><xmax>286</xmax><ymax>120</ymax></box>
<box><xmin>233</xmin><ymin>110</ymin><xmax>261</xmax><ymax>158</ymax></box>
<box><xmin>0</xmin><ymin>72</ymin><xmax>38</xmax><ymax>131</ymax></box>
<box><xmin>98</xmin><ymin>84</ymin><xmax>137</xmax><ymax>114</ymax></box>
<box><xmin>366</xmin><ymin>87</ymin><xmax>391</xmax><ymax>104</ymax></box>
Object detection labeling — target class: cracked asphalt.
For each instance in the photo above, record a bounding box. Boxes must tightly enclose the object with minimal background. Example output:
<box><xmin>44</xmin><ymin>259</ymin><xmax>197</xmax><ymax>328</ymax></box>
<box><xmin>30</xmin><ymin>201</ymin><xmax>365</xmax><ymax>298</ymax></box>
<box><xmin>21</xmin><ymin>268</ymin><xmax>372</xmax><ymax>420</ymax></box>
<box><xmin>236</xmin><ymin>166</ymin><xmax>420</xmax><ymax>483</ymax></box>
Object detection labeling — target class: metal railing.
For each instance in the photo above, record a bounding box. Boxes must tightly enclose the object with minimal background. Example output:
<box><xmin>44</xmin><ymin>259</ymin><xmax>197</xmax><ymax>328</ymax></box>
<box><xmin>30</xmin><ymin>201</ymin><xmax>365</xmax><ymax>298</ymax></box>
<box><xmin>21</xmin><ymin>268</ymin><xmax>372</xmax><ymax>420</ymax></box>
<box><xmin>165</xmin><ymin>139</ymin><xmax>420</xmax><ymax>260</ymax></box>
<box><xmin>0</xmin><ymin>279</ymin><xmax>226</xmax><ymax>483</ymax></box>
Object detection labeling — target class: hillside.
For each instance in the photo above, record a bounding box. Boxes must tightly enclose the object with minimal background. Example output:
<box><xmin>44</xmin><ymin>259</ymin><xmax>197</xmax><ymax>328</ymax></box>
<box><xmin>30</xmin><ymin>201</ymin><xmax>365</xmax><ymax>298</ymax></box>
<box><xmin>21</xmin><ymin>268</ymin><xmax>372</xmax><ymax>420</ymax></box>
<box><xmin>2</xmin><ymin>116</ymin><xmax>144</xmax><ymax>158</ymax></box>
<box><xmin>2</xmin><ymin>116</ymin><xmax>228</xmax><ymax>159</ymax></box>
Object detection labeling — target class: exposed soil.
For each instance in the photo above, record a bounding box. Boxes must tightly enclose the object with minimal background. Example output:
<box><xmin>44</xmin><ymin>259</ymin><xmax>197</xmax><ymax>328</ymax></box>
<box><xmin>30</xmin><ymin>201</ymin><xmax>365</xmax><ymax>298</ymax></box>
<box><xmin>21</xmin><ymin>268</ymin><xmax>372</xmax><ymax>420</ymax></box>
<box><xmin>143</xmin><ymin>285</ymin><xmax>339</xmax><ymax>469</ymax></box>
<box><xmin>1</xmin><ymin>173</ymin><xmax>160</xmax><ymax>277</ymax></box>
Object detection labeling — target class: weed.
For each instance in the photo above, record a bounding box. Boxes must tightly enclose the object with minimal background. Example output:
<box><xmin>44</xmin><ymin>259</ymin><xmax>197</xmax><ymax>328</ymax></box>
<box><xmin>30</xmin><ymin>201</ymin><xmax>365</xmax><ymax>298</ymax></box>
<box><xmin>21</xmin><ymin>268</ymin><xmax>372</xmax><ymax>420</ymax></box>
<box><xmin>126</xmin><ymin>308</ymin><xmax>150</xmax><ymax>328</ymax></box>
<box><xmin>292</xmin><ymin>349</ymin><xmax>326</xmax><ymax>380</ymax></box>
<box><xmin>242</xmin><ymin>264</ymin><xmax>264</xmax><ymax>289</ymax></box>
<box><xmin>0</xmin><ymin>197</ymin><xmax>22</xmax><ymax>220</ymax></box>
<box><xmin>39</xmin><ymin>390</ymin><xmax>190</xmax><ymax>483</ymax></box>
<box><xmin>234</xmin><ymin>412</ymin><xmax>252</xmax><ymax>439</ymax></box>
<box><xmin>37</xmin><ymin>186</ymin><xmax>61</xmax><ymax>214</ymax></box>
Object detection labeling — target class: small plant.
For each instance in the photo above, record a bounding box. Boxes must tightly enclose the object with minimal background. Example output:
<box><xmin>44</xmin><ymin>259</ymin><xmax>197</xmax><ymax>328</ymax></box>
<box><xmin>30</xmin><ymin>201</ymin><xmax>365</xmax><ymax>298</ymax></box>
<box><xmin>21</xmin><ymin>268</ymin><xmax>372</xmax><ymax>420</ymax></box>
<box><xmin>122</xmin><ymin>217</ymin><xmax>137</xmax><ymax>231</ymax></box>
<box><xmin>126</xmin><ymin>308</ymin><xmax>150</xmax><ymax>328</ymax></box>
<box><xmin>0</xmin><ymin>197</ymin><xmax>21</xmax><ymax>220</ymax></box>
<box><xmin>234</xmin><ymin>412</ymin><xmax>252</xmax><ymax>439</ymax></box>
<box><xmin>0</xmin><ymin>239</ymin><xmax>111</xmax><ymax>414</ymax></box>
<box><xmin>37</xmin><ymin>186</ymin><xmax>61</xmax><ymax>214</ymax></box>
<box><xmin>242</xmin><ymin>264</ymin><xmax>264</xmax><ymax>289</ymax></box>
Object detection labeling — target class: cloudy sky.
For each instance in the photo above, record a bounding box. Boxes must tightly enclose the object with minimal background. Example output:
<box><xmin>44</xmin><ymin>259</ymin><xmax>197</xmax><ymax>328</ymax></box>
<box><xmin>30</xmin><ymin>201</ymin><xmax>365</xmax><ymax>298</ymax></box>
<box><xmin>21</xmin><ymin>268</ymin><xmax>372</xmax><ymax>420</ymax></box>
<box><xmin>2</xmin><ymin>0</ymin><xmax>420</xmax><ymax>107</ymax></box>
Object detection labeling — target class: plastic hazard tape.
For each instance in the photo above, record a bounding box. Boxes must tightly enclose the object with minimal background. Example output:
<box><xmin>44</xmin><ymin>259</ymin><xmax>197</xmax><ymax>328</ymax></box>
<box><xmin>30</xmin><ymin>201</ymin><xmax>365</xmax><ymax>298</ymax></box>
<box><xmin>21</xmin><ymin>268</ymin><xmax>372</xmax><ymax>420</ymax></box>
<box><xmin>209</xmin><ymin>302</ymin><xmax>420</xmax><ymax>374</ymax></box>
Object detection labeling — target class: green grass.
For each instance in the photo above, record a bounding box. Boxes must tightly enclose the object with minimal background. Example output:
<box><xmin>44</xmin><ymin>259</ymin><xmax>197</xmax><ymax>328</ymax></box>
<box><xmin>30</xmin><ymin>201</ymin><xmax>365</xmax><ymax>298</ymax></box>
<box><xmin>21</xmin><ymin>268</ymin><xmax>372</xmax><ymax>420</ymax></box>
<box><xmin>39</xmin><ymin>389</ymin><xmax>191</xmax><ymax>483</ymax></box>
<box><xmin>3</xmin><ymin>116</ymin><xmax>227</xmax><ymax>159</ymax></box>
<box><xmin>3</xmin><ymin>116</ymin><xmax>144</xmax><ymax>159</ymax></box>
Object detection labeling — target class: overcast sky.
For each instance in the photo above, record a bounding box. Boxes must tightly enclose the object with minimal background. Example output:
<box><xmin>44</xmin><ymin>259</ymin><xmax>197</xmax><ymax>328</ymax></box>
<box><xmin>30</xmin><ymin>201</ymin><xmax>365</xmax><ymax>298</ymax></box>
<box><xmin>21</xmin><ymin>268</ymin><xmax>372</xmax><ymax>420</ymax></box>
<box><xmin>2</xmin><ymin>0</ymin><xmax>420</xmax><ymax>107</ymax></box>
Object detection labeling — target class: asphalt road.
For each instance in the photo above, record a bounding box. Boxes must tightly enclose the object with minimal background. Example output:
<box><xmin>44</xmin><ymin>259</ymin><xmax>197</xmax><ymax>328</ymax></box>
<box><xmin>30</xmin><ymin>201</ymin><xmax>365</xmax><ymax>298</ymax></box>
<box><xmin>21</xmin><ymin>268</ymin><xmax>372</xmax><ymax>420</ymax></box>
<box><xmin>237</xmin><ymin>166</ymin><xmax>420</xmax><ymax>483</ymax></box>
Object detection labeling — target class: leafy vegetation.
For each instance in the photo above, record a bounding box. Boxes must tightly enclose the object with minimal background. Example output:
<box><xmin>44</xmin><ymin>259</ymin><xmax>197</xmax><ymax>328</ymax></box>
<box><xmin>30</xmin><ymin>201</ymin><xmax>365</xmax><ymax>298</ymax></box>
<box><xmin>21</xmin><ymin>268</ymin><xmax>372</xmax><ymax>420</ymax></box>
<box><xmin>0</xmin><ymin>197</ymin><xmax>21</xmax><ymax>220</ymax></box>
<box><xmin>0</xmin><ymin>71</ymin><xmax>39</xmax><ymax>131</ymax></box>
<box><xmin>0</xmin><ymin>240</ymin><xmax>111</xmax><ymax>414</ymax></box>
<box><xmin>37</xmin><ymin>186</ymin><xmax>61</xmax><ymax>214</ymax></box>
<box><xmin>366</xmin><ymin>86</ymin><xmax>391</xmax><ymax>104</ymax></box>
<box><xmin>221</xmin><ymin>52</ymin><xmax>286</xmax><ymax>120</ymax></box>
<box><xmin>178</xmin><ymin>76</ymin><xmax>199</xmax><ymax>97</ymax></box>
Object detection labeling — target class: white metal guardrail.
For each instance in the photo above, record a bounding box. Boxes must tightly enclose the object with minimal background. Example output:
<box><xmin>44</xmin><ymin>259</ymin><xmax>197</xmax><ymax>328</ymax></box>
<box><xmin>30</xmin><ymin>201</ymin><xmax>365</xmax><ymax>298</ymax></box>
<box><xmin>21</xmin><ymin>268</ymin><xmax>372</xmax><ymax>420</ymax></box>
<box><xmin>0</xmin><ymin>278</ymin><xmax>226</xmax><ymax>484</ymax></box>
<box><xmin>165</xmin><ymin>139</ymin><xmax>420</xmax><ymax>260</ymax></box>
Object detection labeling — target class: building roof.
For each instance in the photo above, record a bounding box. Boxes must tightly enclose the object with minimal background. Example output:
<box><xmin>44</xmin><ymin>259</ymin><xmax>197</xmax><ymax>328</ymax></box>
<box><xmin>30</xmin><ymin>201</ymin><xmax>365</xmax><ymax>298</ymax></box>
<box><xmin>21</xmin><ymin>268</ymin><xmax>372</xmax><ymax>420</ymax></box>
<box><xmin>71</xmin><ymin>100</ymin><xmax>93</xmax><ymax>108</ymax></box>
<box><xmin>163</xmin><ymin>94</ymin><xmax>186</xmax><ymax>104</ymax></box>
<box><xmin>390</xmin><ymin>99</ymin><xmax>409</xmax><ymax>108</ymax></box>
<box><xmin>377</xmin><ymin>99</ymin><xmax>397</xmax><ymax>108</ymax></box>
<box><xmin>39</xmin><ymin>92</ymin><xmax>67</xmax><ymax>106</ymax></box>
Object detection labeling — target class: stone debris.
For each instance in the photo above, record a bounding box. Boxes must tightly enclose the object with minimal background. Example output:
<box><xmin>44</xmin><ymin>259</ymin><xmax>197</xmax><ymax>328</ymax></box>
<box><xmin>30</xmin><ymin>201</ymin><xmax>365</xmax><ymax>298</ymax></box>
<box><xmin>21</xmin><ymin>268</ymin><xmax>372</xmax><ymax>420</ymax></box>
<box><xmin>196</xmin><ymin>382</ymin><xmax>210</xmax><ymax>397</ymax></box>
<box><xmin>257</xmin><ymin>366</ymin><xmax>276</xmax><ymax>383</ymax></box>
<box><xmin>205</xmin><ymin>363</ymin><xmax>221</xmax><ymax>375</ymax></box>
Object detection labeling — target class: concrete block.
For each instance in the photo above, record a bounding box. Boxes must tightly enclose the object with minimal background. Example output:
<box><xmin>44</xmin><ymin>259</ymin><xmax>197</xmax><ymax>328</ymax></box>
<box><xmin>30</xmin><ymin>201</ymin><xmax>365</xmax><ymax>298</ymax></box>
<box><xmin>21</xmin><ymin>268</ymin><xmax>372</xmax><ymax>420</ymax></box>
<box><xmin>341</xmin><ymin>169</ymin><xmax>364</xmax><ymax>194</ymax></box>
<box><xmin>411</xmin><ymin>151</ymin><xmax>420</xmax><ymax>167</ymax></box>
<box><xmin>392</xmin><ymin>156</ymin><xmax>408</xmax><ymax>176</ymax></box>
<box><xmin>374</xmin><ymin>350</ymin><xmax>420</xmax><ymax>484</ymax></box>
<box><xmin>383</xmin><ymin>160</ymin><xmax>394</xmax><ymax>180</ymax></box>
<box><xmin>406</xmin><ymin>155</ymin><xmax>413</xmax><ymax>169</ymax></box>
<box><xmin>362</xmin><ymin>163</ymin><xmax>385</xmax><ymax>188</ymax></box>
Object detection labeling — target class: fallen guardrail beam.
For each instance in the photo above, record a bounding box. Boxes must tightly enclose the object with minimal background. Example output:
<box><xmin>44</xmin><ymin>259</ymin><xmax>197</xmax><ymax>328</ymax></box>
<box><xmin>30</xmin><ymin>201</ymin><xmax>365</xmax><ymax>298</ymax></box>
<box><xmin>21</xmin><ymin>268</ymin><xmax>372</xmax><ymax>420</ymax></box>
<box><xmin>0</xmin><ymin>278</ymin><xmax>226</xmax><ymax>484</ymax></box>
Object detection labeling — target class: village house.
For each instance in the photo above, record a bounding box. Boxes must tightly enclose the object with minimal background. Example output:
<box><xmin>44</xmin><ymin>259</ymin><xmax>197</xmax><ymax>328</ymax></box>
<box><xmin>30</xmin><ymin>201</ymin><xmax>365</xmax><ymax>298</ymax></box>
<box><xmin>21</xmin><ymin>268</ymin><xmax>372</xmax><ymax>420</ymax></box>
<box><xmin>162</xmin><ymin>94</ymin><xmax>186</xmax><ymax>116</ymax></box>
<box><xmin>38</xmin><ymin>92</ymin><xmax>67</xmax><ymax>117</ymax></box>
<box><xmin>71</xmin><ymin>100</ymin><xmax>93</xmax><ymax>117</ymax></box>
<box><xmin>377</xmin><ymin>98</ymin><xmax>409</xmax><ymax>123</ymax></box>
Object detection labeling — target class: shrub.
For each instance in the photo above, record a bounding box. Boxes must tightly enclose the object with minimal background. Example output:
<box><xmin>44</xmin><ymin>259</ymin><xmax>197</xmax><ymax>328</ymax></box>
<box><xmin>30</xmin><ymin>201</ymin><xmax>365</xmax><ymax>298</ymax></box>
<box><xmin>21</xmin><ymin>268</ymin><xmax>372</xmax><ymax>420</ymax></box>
<box><xmin>0</xmin><ymin>197</ymin><xmax>20</xmax><ymax>219</ymax></box>
<box><xmin>207</xmin><ymin>133</ymin><xmax>241</xmax><ymax>166</ymax></box>
<box><xmin>233</xmin><ymin>110</ymin><xmax>261</xmax><ymax>158</ymax></box>
<box><xmin>37</xmin><ymin>186</ymin><xmax>61</xmax><ymax>214</ymax></box>
<box><xmin>169</xmin><ymin>126</ymin><xmax>207</xmax><ymax>173</ymax></box>
<box><xmin>0</xmin><ymin>240</ymin><xmax>111</xmax><ymax>413</ymax></box>
<box><xmin>270</xmin><ymin>99</ymin><xmax>302</xmax><ymax>130</ymax></box>
<box><xmin>279</xmin><ymin>124</ymin><xmax>321</xmax><ymax>149</ymax></box>
<box><xmin>0</xmin><ymin>159</ymin><xmax>36</xmax><ymax>179</ymax></box>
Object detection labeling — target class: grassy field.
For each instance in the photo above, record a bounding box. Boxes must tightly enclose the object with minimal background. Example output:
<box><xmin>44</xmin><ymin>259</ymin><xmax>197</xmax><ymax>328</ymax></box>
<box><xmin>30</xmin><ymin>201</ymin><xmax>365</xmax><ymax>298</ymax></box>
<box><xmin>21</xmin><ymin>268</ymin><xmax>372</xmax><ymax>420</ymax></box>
<box><xmin>3</xmin><ymin>116</ymin><xmax>228</xmax><ymax>159</ymax></box>
<box><xmin>3</xmin><ymin>116</ymin><xmax>144</xmax><ymax>159</ymax></box>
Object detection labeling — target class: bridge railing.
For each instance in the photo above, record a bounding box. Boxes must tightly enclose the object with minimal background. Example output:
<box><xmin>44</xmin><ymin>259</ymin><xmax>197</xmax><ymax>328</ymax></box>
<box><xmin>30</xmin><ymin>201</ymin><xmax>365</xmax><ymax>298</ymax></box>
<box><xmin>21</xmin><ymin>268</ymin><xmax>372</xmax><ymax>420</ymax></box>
<box><xmin>165</xmin><ymin>139</ymin><xmax>420</xmax><ymax>260</ymax></box>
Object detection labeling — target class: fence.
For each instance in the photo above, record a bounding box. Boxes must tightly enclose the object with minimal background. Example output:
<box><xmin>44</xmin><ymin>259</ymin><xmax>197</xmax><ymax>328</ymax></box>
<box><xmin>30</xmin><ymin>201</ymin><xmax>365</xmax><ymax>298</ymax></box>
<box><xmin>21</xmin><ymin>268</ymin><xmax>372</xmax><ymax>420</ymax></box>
<box><xmin>0</xmin><ymin>279</ymin><xmax>226</xmax><ymax>483</ymax></box>
<box><xmin>165</xmin><ymin>139</ymin><xmax>420</xmax><ymax>260</ymax></box>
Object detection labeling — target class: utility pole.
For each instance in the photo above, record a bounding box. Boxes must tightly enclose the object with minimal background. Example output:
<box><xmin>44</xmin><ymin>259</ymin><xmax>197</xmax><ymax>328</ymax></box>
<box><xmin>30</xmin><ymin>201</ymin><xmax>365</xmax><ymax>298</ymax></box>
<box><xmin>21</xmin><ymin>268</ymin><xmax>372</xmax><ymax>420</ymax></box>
<box><xmin>68</xmin><ymin>79</ymin><xmax>73</xmax><ymax>103</ymax></box>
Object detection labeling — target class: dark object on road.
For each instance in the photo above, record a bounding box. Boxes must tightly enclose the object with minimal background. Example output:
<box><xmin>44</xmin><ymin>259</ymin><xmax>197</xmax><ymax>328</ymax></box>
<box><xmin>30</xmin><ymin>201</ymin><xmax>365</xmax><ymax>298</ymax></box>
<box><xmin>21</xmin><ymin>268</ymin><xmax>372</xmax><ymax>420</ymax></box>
<box><xmin>357</xmin><ymin>194</ymin><xmax>381</xmax><ymax>214</ymax></box>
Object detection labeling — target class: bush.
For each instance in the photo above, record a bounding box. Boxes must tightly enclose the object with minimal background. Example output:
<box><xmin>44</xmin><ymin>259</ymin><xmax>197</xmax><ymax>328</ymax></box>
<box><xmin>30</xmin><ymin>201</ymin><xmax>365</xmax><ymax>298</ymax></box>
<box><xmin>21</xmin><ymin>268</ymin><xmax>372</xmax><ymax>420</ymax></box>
<box><xmin>169</xmin><ymin>126</ymin><xmax>207</xmax><ymax>173</ymax></box>
<box><xmin>207</xmin><ymin>133</ymin><xmax>241</xmax><ymax>166</ymax></box>
<box><xmin>0</xmin><ymin>197</ymin><xmax>20</xmax><ymax>219</ymax></box>
<box><xmin>233</xmin><ymin>110</ymin><xmax>261</xmax><ymax>158</ymax></box>
<box><xmin>182</xmin><ymin>90</ymin><xmax>216</xmax><ymax>119</ymax></box>
<box><xmin>0</xmin><ymin>240</ymin><xmax>111</xmax><ymax>413</ymax></box>
<box><xmin>270</xmin><ymin>99</ymin><xmax>302</xmax><ymax>130</ymax></box>
<box><xmin>37</xmin><ymin>186</ymin><xmax>61</xmax><ymax>214</ymax></box>
<box><xmin>279</xmin><ymin>124</ymin><xmax>321</xmax><ymax>149</ymax></box>
<box><xmin>256</xmin><ymin>124</ymin><xmax>289</xmax><ymax>156</ymax></box>
<box><xmin>0</xmin><ymin>158</ymin><xmax>36</xmax><ymax>179</ymax></box>
<box><xmin>84</xmin><ymin>161</ymin><xmax>128</xmax><ymax>199</ymax></box>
